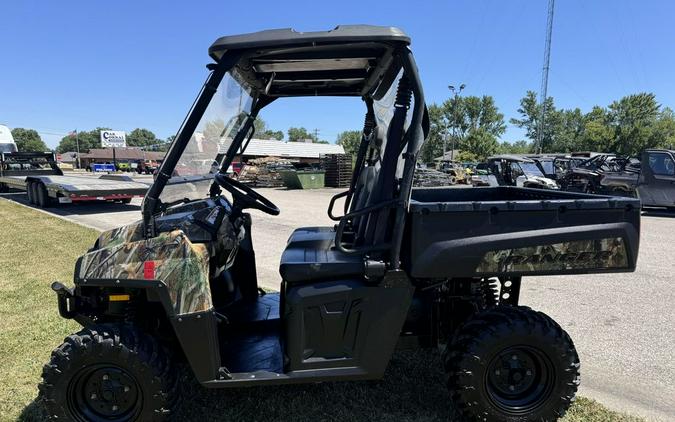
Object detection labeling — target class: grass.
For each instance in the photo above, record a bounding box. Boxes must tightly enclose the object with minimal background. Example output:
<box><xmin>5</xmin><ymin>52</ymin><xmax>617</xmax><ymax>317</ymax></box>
<box><xmin>0</xmin><ymin>200</ymin><xmax>97</xmax><ymax>420</ymax></box>
<box><xmin>0</xmin><ymin>199</ymin><xmax>644</xmax><ymax>421</ymax></box>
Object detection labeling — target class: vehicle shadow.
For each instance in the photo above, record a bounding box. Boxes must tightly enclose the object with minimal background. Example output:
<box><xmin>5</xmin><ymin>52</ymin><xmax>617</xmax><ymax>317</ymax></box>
<box><xmin>19</xmin><ymin>350</ymin><xmax>462</xmax><ymax>422</ymax></box>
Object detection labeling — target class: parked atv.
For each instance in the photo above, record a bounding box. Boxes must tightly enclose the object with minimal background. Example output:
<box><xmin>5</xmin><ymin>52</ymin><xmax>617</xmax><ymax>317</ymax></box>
<box><xmin>600</xmin><ymin>149</ymin><xmax>675</xmax><ymax>209</ymax></box>
<box><xmin>437</xmin><ymin>160</ymin><xmax>467</xmax><ymax>184</ymax></box>
<box><xmin>471</xmin><ymin>155</ymin><xmax>559</xmax><ymax>189</ymax></box>
<box><xmin>40</xmin><ymin>26</ymin><xmax>640</xmax><ymax>422</ymax></box>
<box><xmin>560</xmin><ymin>154</ymin><xmax>632</xmax><ymax>193</ymax></box>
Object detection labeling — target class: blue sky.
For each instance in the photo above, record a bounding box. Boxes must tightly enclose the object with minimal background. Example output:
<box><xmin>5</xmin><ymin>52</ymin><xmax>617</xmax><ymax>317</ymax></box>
<box><xmin>1</xmin><ymin>0</ymin><xmax>673</xmax><ymax>149</ymax></box>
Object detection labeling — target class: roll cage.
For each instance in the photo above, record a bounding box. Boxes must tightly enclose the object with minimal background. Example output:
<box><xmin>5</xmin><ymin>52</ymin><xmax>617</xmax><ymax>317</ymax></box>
<box><xmin>142</xmin><ymin>25</ymin><xmax>427</xmax><ymax>267</ymax></box>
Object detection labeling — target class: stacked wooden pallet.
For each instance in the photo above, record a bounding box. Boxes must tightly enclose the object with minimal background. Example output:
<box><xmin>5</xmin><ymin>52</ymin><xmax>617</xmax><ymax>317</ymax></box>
<box><xmin>321</xmin><ymin>154</ymin><xmax>352</xmax><ymax>188</ymax></box>
<box><xmin>413</xmin><ymin>167</ymin><xmax>456</xmax><ymax>187</ymax></box>
<box><xmin>238</xmin><ymin>157</ymin><xmax>291</xmax><ymax>188</ymax></box>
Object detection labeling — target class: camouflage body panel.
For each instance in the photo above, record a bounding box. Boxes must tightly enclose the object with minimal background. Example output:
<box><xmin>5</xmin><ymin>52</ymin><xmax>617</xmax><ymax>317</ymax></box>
<box><xmin>476</xmin><ymin>237</ymin><xmax>628</xmax><ymax>274</ymax></box>
<box><xmin>96</xmin><ymin>220</ymin><xmax>144</xmax><ymax>249</ymax></box>
<box><xmin>79</xmin><ymin>229</ymin><xmax>212</xmax><ymax>315</ymax></box>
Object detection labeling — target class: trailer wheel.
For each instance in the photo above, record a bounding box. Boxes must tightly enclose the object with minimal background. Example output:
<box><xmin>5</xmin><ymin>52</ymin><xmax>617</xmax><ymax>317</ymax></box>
<box><xmin>443</xmin><ymin>306</ymin><xmax>579</xmax><ymax>421</ymax></box>
<box><xmin>40</xmin><ymin>324</ymin><xmax>178</xmax><ymax>422</ymax></box>
<box><xmin>36</xmin><ymin>183</ymin><xmax>50</xmax><ymax>208</ymax></box>
<box><xmin>27</xmin><ymin>182</ymin><xmax>36</xmax><ymax>204</ymax></box>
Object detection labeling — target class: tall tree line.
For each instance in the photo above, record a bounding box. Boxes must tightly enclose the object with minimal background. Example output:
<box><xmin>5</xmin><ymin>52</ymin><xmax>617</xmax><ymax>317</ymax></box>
<box><xmin>11</xmin><ymin>94</ymin><xmax>675</xmax><ymax>159</ymax></box>
<box><xmin>419</xmin><ymin>91</ymin><xmax>675</xmax><ymax>163</ymax></box>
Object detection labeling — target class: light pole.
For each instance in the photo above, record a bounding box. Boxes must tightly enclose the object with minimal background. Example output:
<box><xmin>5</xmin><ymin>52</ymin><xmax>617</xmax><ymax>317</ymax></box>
<box><xmin>447</xmin><ymin>84</ymin><xmax>465</xmax><ymax>162</ymax></box>
<box><xmin>443</xmin><ymin>84</ymin><xmax>466</xmax><ymax>161</ymax></box>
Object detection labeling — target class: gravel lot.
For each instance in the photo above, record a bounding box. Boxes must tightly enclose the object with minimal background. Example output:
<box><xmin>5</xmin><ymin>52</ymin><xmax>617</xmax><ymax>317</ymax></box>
<box><xmin>2</xmin><ymin>185</ymin><xmax>673</xmax><ymax>421</ymax></box>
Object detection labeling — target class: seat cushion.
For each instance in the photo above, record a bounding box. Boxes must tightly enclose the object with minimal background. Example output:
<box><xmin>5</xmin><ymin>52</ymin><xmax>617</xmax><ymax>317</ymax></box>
<box><xmin>286</xmin><ymin>226</ymin><xmax>335</xmax><ymax>249</ymax></box>
<box><xmin>279</xmin><ymin>244</ymin><xmax>364</xmax><ymax>284</ymax></box>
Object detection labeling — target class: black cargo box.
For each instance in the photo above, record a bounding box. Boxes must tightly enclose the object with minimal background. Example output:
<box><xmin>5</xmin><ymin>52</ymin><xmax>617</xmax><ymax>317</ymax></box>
<box><xmin>404</xmin><ymin>187</ymin><xmax>640</xmax><ymax>278</ymax></box>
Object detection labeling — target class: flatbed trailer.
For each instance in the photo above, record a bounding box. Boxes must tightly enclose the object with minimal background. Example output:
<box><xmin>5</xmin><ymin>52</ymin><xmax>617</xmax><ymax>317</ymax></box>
<box><xmin>0</xmin><ymin>152</ymin><xmax>149</xmax><ymax>208</ymax></box>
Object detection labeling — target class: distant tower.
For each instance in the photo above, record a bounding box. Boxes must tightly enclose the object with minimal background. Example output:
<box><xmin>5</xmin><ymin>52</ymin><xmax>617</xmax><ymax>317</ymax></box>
<box><xmin>537</xmin><ymin>0</ymin><xmax>555</xmax><ymax>154</ymax></box>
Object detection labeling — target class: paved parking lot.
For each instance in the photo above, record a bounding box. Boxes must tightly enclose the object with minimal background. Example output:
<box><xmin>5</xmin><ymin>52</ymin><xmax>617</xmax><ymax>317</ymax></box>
<box><xmin>2</xmin><ymin>186</ymin><xmax>674</xmax><ymax>420</ymax></box>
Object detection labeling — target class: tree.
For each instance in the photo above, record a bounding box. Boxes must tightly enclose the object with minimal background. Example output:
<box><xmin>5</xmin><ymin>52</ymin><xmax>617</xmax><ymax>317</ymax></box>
<box><xmin>497</xmin><ymin>140</ymin><xmax>532</xmax><ymax>155</ymax></box>
<box><xmin>652</xmin><ymin>108</ymin><xmax>675</xmax><ymax>150</ymax></box>
<box><xmin>461</xmin><ymin>128</ymin><xmax>500</xmax><ymax>160</ymax></box>
<box><xmin>422</xmin><ymin>95</ymin><xmax>505</xmax><ymax>161</ymax></box>
<box><xmin>455</xmin><ymin>150</ymin><xmax>479</xmax><ymax>162</ymax></box>
<box><xmin>10</xmin><ymin>128</ymin><xmax>48</xmax><ymax>152</ymax></box>
<box><xmin>336</xmin><ymin>130</ymin><xmax>361</xmax><ymax>156</ymax></box>
<box><xmin>606</xmin><ymin>92</ymin><xmax>662</xmax><ymax>156</ymax></box>
<box><xmin>511</xmin><ymin>91</ymin><xmax>675</xmax><ymax>156</ymax></box>
<box><xmin>287</xmin><ymin>127</ymin><xmax>316</xmax><ymax>142</ymax></box>
<box><xmin>126</xmin><ymin>128</ymin><xmax>159</xmax><ymax>148</ymax></box>
<box><xmin>419</xmin><ymin>104</ymin><xmax>446</xmax><ymax>164</ymax></box>
<box><xmin>253</xmin><ymin>119</ymin><xmax>284</xmax><ymax>140</ymax></box>
<box><xmin>578</xmin><ymin>106</ymin><xmax>613</xmax><ymax>153</ymax></box>
<box><xmin>454</xmin><ymin>95</ymin><xmax>506</xmax><ymax>139</ymax></box>
<box><xmin>456</xmin><ymin>96</ymin><xmax>505</xmax><ymax>159</ymax></box>
<box><xmin>510</xmin><ymin>91</ymin><xmax>561</xmax><ymax>153</ymax></box>
<box><xmin>56</xmin><ymin>128</ymin><xmax>111</xmax><ymax>153</ymax></box>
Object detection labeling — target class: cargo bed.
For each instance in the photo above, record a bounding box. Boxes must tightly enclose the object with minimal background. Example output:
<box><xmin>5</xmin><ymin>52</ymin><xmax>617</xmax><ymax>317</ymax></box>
<box><xmin>405</xmin><ymin>186</ymin><xmax>640</xmax><ymax>278</ymax></box>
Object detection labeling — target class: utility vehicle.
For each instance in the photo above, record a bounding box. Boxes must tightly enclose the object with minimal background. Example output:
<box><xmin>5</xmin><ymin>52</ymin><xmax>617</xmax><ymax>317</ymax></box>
<box><xmin>40</xmin><ymin>26</ymin><xmax>640</xmax><ymax>421</ymax></box>
<box><xmin>472</xmin><ymin>155</ymin><xmax>559</xmax><ymax>189</ymax></box>
<box><xmin>437</xmin><ymin>160</ymin><xmax>467</xmax><ymax>184</ymax></box>
<box><xmin>559</xmin><ymin>154</ymin><xmax>633</xmax><ymax>193</ymax></box>
<box><xmin>600</xmin><ymin>149</ymin><xmax>675</xmax><ymax>209</ymax></box>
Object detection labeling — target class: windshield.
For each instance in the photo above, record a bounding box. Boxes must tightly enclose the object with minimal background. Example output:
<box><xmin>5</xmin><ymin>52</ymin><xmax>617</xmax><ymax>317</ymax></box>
<box><xmin>519</xmin><ymin>162</ymin><xmax>545</xmax><ymax>177</ymax></box>
<box><xmin>0</xmin><ymin>143</ymin><xmax>17</xmax><ymax>153</ymax></box>
<box><xmin>159</xmin><ymin>73</ymin><xmax>253</xmax><ymax>205</ymax></box>
<box><xmin>536</xmin><ymin>160</ymin><xmax>554</xmax><ymax>175</ymax></box>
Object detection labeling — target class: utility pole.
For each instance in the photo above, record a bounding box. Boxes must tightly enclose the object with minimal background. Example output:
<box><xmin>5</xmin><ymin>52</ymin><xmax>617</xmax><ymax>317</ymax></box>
<box><xmin>75</xmin><ymin>130</ymin><xmax>81</xmax><ymax>169</ymax></box>
<box><xmin>537</xmin><ymin>0</ymin><xmax>555</xmax><ymax>154</ymax></box>
<box><xmin>313</xmin><ymin>128</ymin><xmax>320</xmax><ymax>143</ymax></box>
<box><xmin>447</xmin><ymin>84</ymin><xmax>466</xmax><ymax>162</ymax></box>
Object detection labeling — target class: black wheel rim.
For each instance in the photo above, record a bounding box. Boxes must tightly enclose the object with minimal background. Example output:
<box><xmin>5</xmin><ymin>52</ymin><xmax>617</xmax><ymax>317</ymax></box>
<box><xmin>485</xmin><ymin>345</ymin><xmax>555</xmax><ymax>415</ymax></box>
<box><xmin>67</xmin><ymin>364</ymin><xmax>142</xmax><ymax>421</ymax></box>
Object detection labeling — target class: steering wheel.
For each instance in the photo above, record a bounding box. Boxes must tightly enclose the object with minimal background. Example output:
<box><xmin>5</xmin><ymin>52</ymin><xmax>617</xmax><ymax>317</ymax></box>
<box><xmin>214</xmin><ymin>172</ymin><xmax>280</xmax><ymax>216</ymax></box>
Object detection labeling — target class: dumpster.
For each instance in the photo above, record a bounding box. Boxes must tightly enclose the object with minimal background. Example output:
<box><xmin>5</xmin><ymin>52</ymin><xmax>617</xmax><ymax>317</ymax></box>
<box><xmin>279</xmin><ymin>170</ymin><xmax>325</xmax><ymax>189</ymax></box>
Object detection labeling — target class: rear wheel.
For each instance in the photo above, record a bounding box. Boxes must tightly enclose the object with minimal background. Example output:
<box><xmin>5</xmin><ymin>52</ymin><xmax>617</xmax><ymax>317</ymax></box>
<box><xmin>36</xmin><ymin>183</ymin><xmax>50</xmax><ymax>208</ymax></box>
<box><xmin>27</xmin><ymin>182</ymin><xmax>36</xmax><ymax>204</ymax></box>
<box><xmin>40</xmin><ymin>324</ymin><xmax>178</xmax><ymax>422</ymax></box>
<box><xmin>443</xmin><ymin>306</ymin><xmax>579</xmax><ymax>421</ymax></box>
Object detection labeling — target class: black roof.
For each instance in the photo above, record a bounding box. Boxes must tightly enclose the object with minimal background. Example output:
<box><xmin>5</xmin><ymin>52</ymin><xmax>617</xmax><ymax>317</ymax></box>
<box><xmin>645</xmin><ymin>148</ymin><xmax>675</xmax><ymax>154</ymax></box>
<box><xmin>209</xmin><ymin>25</ymin><xmax>409</xmax><ymax>57</ymax></box>
<box><xmin>487</xmin><ymin>155</ymin><xmax>535</xmax><ymax>163</ymax></box>
<box><xmin>208</xmin><ymin>25</ymin><xmax>411</xmax><ymax>97</ymax></box>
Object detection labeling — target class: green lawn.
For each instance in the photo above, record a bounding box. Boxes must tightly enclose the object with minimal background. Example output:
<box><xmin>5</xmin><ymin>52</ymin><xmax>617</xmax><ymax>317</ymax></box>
<box><xmin>0</xmin><ymin>199</ymin><xmax>643</xmax><ymax>421</ymax></box>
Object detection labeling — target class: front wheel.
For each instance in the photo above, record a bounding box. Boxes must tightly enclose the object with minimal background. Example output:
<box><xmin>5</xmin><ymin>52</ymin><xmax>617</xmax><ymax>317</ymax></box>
<box><xmin>443</xmin><ymin>306</ymin><xmax>579</xmax><ymax>421</ymax></box>
<box><xmin>40</xmin><ymin>325</ymin><xmax>178</xmax><ymax>421</ymax></box>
